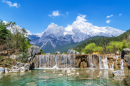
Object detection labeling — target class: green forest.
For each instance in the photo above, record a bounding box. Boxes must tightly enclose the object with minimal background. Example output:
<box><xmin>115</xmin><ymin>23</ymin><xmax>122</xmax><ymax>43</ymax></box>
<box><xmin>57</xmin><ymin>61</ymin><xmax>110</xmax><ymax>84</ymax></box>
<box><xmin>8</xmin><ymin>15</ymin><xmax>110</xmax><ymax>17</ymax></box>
<box><xmin>0</xmin><ymin>20</ymin><xmax>31</xmax><ymax>63</ymax></box>
<box><xmin>75</xmin><ymin>29</ymin><xmax>130</xmax><ymax>54</ymax></box>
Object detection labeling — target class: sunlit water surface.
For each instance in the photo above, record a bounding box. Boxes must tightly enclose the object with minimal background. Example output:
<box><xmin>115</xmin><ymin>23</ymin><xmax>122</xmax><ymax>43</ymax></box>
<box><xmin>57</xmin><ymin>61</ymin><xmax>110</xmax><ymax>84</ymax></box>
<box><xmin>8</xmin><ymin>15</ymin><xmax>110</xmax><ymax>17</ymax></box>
<box><xmin>0</xmin><ymin>69</ymin><xmax>129</xmax><ymax>86</ymax></box>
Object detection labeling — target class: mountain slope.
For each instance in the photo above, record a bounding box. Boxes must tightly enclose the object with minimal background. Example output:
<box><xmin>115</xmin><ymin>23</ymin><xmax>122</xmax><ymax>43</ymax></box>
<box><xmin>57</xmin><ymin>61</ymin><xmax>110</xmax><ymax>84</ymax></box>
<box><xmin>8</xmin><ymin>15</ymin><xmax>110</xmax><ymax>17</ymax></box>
<box><xmin>39</xmin><ymin>36</ymin><xmax>108</xmax><ymax>53</ymax></box>
<box><xmin>75</xmin><ymin>29</ymin><xmax>130</xmax><ymax>52</ymax></box>
<box><xmin>30</xmin><ymin>15</ymin><xmax>124</xmax><ymax>53</ymax></box>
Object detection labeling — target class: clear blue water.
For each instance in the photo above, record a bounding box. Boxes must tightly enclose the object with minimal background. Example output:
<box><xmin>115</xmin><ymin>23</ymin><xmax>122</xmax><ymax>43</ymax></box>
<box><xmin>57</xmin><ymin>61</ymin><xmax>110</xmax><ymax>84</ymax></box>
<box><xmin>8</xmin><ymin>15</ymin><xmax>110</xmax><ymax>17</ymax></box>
<box><xmin>0</xmin><ymin>69</ymin><xmax>128</xmax><ymax>86</ymax></box>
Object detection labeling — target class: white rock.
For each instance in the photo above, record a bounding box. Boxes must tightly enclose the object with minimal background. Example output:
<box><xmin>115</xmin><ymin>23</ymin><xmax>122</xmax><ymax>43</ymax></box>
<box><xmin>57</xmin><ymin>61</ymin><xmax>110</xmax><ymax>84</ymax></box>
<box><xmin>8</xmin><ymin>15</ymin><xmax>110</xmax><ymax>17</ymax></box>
<box><xmin>67</xmin><ymin>70</ymin><xmax>71</xmax><ymax>74</ymax></box>
<box><xmin>67</xmin><ymin>74</ymin><xmax>71</xmax><ymax>77</ymax></box>
<box><xmin>58</xmin><ymin>74</ymin><xmax>63</xmax><ymax>76</ymax></box>
<box><xmin>9</xmin><ymin>66</ymin><xmax>20</xmax><ymax>73</ymax></box>
<box><xmin>20</xmin><ymin>67</ymin><xmax>26</xmax><ymax>72</ymax></box>
<box><xmin>76</xmin><ymin>72</ymin><xmax>79</xmax><ymax>75</ymax></box>
<box><xmin>0</xmin><ymin>67</ymin><xmax>4</xmax><ymax>73</ymax></box>
<box><xmin>5</xmin><ymin>68</ymin><xmax>8</xmax><ymax>73</ymax></box>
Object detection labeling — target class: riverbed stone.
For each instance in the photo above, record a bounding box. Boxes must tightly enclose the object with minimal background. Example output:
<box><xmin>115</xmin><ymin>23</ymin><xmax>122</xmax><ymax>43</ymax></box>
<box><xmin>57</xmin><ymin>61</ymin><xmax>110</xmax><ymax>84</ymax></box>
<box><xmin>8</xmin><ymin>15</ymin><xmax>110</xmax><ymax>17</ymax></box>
<box><xmin>0</xmin><ymin>67</ymin><xmax>4</xmax><ymax>73</ymax></box>
<box><xmin>9</xmin><ymin>66</ymin><xmax>20</xmax><ymax>72</ymax></box>
<box><xmin>20</xmin><ymin>67</ymin><xmax>26</xmax><ymax>72</ymax></box>
<box><xmin>24</xmin><ymin>63</ymin><xmax>30</xmax><ymax>71</ymax></box>
<box><xmin>67</xmin><ymin>49</ymin><xmax>79</xmax><ymax>54</ymax></box>
<box><xmin>113</xmin><ymin>70</ymin><xmax>125</xmax><ymax>77</ymax></box>
<box><xmin>5</xmin><ymin>68</ymin><xmax>8</xmax><ymax>73</ymax></box>
<box><xmin>15</xmin><ymin>62</ymin><xmax>24</xmax><ymax>67</ymax></box>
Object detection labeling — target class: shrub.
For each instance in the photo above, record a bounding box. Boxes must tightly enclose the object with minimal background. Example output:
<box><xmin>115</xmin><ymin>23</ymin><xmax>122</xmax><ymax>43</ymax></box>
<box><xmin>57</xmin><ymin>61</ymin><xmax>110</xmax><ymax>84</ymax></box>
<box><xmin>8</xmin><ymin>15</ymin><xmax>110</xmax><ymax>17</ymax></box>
<box><xmin>17</xmin><ymin>53</ymin><xmax>29</xmax><ymax>63</ymax></box>
<box><xmin>0</xmin><ymin>56</ymin><xmax>3</xmax><ymax>60</ymax></box>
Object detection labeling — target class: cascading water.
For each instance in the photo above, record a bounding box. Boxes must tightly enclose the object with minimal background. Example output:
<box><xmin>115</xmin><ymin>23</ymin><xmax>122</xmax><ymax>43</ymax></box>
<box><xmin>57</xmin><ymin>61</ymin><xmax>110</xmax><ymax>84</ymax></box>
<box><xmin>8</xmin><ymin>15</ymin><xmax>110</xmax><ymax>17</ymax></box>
<box><xmin>110</xmin><ymin>62</ymin><xmax>114</xmax><ymax>70</ymax></box>
<box><xmin>99</xmin><ymin>56</ymin><xmax>102</xmax><ymax>69</ymax></box>
<box><xmin>88</xmin><ymin>55</ymin><xmax>93</xmax><ymax>68</ymax></box>
<box><xmin>34</xmin><ymin>54</ymin><xmax>124</xmax><ymax>70</ymax></box>
<box><xmin>102</xmin><ymin>56</ymin><xmax>108</xmax><ymax>69</ymax></box>
<box><xmin>34</xmin><ymin>55</ymin><xmax>76</xmax><ymax>69</ymax></box>
<box><xmin>113</xmin><ymin>56</ymin><xmax>118</xmax><ymax>62</ymax></box>
<box><xmin>120</xmin><ymin>60</ymin><xmax>124</xmax><ymax>69</ymax></box>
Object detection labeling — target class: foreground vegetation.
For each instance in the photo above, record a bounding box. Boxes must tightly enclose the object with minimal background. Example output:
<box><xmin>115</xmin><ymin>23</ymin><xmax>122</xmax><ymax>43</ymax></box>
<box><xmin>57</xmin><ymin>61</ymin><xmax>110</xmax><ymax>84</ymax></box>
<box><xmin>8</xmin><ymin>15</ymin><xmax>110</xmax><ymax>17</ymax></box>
<box><xmin>0</xmin><ymin>20</ymin><xmax>31</xmax><ymax>63</ymax></box>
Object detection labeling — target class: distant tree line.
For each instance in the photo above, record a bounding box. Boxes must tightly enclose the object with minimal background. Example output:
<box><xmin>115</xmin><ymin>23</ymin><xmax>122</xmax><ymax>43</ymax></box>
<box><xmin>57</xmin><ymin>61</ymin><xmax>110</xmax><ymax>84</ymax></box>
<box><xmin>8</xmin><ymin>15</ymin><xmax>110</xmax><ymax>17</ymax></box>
<box><xmin>81</xmin><ymin>40</ymin><xmax>129</xmax><ymax>54</ymax></box>
<box><xmin>75</xmin><ymin>29</ymin><xmax>130</xmax><ymax>54</ymax></box>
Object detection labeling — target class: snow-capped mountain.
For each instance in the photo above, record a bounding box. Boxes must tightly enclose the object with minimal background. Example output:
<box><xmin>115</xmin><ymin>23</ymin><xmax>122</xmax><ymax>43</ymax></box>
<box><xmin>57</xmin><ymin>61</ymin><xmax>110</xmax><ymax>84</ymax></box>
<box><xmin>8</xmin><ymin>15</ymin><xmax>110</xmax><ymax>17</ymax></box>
<box><xmin>31</xmin><ymin>15</ymin><xmax>124</xmax><ymax>53</ymax></box>
<box><xmin>3</xmin><ymin>15</ymin><xmax>124</xmax><ymax>53</ymax></box>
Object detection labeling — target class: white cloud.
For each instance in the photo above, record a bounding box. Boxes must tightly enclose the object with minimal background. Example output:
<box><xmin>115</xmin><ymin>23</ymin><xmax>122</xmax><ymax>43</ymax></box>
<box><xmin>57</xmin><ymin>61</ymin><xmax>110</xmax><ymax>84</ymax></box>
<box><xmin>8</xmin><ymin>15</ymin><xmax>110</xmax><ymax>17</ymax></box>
<box><xmin>66</xmin><ymin>12</ymin><xmax>69</xmax><ymax>15</ymax></box>
<box><xmin>119</xmin><ymin>13</ymin><xmax>122</xmax><ymax>16</ymax></box>
<box><xmin>106</xmin><ymin>15</ymin><xmax>113</xmax><ymax>18</ymax></box>
<box><xmin>49</xmin><ymin>10</ymin><xmax>60</xmax><ymax>17</ymax></box>
<box><xmin>2</xmin><ymin>0</ymin><xmax>20</xmax><ymax>8</ymax></box>
<box><xmin>106</xmin><ymin>20</ymin><xmax>111</xmax><ymax>23</ymax></box>
<box><xmin>76</xmin><ymin>14</ymin><xmax>87</xmax><ymax>22</ymax></box>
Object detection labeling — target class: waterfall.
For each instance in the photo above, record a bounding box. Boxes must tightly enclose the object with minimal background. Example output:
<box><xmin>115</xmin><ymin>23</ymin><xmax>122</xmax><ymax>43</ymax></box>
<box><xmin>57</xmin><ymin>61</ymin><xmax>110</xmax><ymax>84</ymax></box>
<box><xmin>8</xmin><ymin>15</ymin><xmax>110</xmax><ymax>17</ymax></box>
<box><xmin>120</xmin><ymin>60</ymin><xmax>124</xmax><ymax>69</ymax></box>
<box><xmin>113</xmin><ymin>56</ymin><xmax>118</xmax><ymax>62</ymax></box>
<box><xmin>34</xmin><ymin>54</ymin><xmax>122</xmax><ymax>69</ymax></box>
<box><xmin>34</xmin><ymin>55</ymin><xmax>76</xmax><ymax>69</ymax></box>
<box><xmin>110</xmin><ymin>62</ymin><xmax>114</xmax><ymax>70</ymax></box>
<box><xmin>102</xmin><ymin>56</ymin><xmax>108</xmax><ymax>69</ymax></box>
<box><xmin>88</xmin><ymin>55</ymin><xmax>93</xmax><ymax>68</ymax></box>
<box><xmin>99</xmin><ymin>56</ymin><xmax>102</xmax><ymax>69</ymax></box>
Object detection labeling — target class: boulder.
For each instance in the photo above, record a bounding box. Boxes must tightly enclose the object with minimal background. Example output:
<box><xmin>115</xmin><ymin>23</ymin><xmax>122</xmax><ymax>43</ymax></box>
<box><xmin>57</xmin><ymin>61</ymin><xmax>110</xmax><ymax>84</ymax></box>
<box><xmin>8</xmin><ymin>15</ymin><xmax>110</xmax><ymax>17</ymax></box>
<box><xmin>67</xmin><ymin>49</ymin><xmax>79</xmax><ymax>54</ymax></box>
<box><xmin>20</xmin><ymin>67</ymin><xmax>26</xmax><ymax>72</ymax></box>
<box><xmin>9</xmin><ymin>55</ymin><xmax>17</xmax><ymax>59</ymax></box>
<box><xmin>55</xmin><ymin>51</ymin><xmax>60</xmax><ymax>54</ymax></box>
<box><xmin>0</xmin><ymin>67</ymin><xmax>4</xmax><ymax>73</ymax></box>
<box><xmin>28</xmin><ymin>57</ymin><xmax>32</xmax><ymax>62</ymax></box>
<box><xmin>113</xmin><ymin>70</ymin><xmax>125</xmax><ymax>77</ymax></box>
<box><xmin>9</xmin><ymin>54</ymin><xmax>22</xmax><ymax>60</ymax></box>
<box><xmin>113</xmin><ymin>70</ymin><xmax>125</xmax><ymax>82</ymax></box>
<box><xmin>28</xmin><ymin>46</ymin><xmax>41</xmax><ymax>57</ymax></box>
<box><xmin>124</xmin><ymin>55</ymin><xmax>130</xmax><ymax>67</ymax></box>
<box><xmin>24</xmin><ymin>63</ymin><xmax>30</xmax><ymax>71</ymax></box>
<box><xmin>15</xmin><ymin>62</ymin><xmax>24</xmax><ymax>67</ymax></box>
<box><xmin>5</xmin><ymin>68</ymin><xmax>8</xmax><ymax>73</ymax></box>
<box><xmin>9</xmin><ymin>66</ymin><xmax>20</xmax><ymax>73</ymax></box>
<box><xmin>121</xmin><ymin>48</ymin><xmax>130</xmax><ymax>59</ymax></box>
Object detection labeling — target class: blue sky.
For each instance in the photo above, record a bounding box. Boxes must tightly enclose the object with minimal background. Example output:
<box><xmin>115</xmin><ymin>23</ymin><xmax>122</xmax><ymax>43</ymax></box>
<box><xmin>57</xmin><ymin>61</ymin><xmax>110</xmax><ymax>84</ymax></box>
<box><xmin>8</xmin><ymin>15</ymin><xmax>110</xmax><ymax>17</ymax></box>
<box><xmin>0</xmin><ymin>0</ymin><xmax>130</xmax><ymax>34</ymax></box>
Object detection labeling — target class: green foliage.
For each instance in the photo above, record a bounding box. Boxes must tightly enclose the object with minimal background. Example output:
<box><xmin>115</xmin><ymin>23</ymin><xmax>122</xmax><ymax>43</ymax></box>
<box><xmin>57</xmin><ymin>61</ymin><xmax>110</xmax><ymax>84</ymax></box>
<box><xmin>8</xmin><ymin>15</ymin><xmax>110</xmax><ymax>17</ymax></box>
<box><xmin>93</xmin><ymin>46</ymin><xmax>103</xmax><ymax>53</ymax></box>
<box><xmin>82</xmin><ymin>40</ymin><xmax>129</xmax><ymax>54</ymax></box>
<box><xmin>6</xmin><ymin>58</ymin><xmax>13</xmax><ymax>62</ymax></box>
<box><xmin>3</xmin><ymin>21</ymin><xmax>31</xmax><ymax>53</ymax></box>
<box><xmin>106</xmin><ymin>46</ymin><xmax>113</xmax><ymax>53</ymax></box>
<box><xmin>122</xmin><ymin>40</ymin><xmax>128</xmax><ymax>49</ymax></box>
<box><xmin>82</xmin><ymin>43</ymin><xmax>103</xmax><ymax>54</ymax></box>
<box><xmin>40</xmin><ymin>49</ymin><xmax>45</xmax><ymax>54</ymax></box>
<box><xmin>0</xmin><ymin>21</ymin><xmax>9</xmax><ymax>43</ymax></box>
<box><xmin>17</xmin><ymin>53</ymin><xmax>29</xmax><ymax>63</ymax></box>
<box><xmin>83</xmin><ymin>43</ymin><xmax>96</xmax><ymax>54</ymax></box>
<box><xmin>0</xmin><ymin>56</ymin><xmax>3</xmax><ymax>60</ymax></box>
<box><xmin>4</xmin><ymin>58</ymin><xmax>13</xmax><ymax>65</ymax></box>
<box><xmin>20</xmin><ymin>40</ymin><xmax>31</xmax><ymax>52</ymax></box>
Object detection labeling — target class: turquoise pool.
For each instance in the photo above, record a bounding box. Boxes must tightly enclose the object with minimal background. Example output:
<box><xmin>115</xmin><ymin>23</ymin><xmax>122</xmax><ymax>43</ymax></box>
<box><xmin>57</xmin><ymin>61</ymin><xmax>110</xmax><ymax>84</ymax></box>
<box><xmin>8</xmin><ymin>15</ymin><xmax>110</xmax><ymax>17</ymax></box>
<box><xmin>0</xmin><ymin>69</ymin><xmax>129</xmax><ymax>86</ymax></box>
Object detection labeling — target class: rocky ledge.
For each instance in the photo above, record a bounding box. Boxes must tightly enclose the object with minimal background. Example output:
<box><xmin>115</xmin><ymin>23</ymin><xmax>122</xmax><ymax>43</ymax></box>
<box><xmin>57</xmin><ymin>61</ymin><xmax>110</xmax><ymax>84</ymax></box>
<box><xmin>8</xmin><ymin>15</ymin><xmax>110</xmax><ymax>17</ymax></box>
<box><xmin>0</xmin><ymin>62</ymin><xmax>30</xmax><ymax>73</ymax></box>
